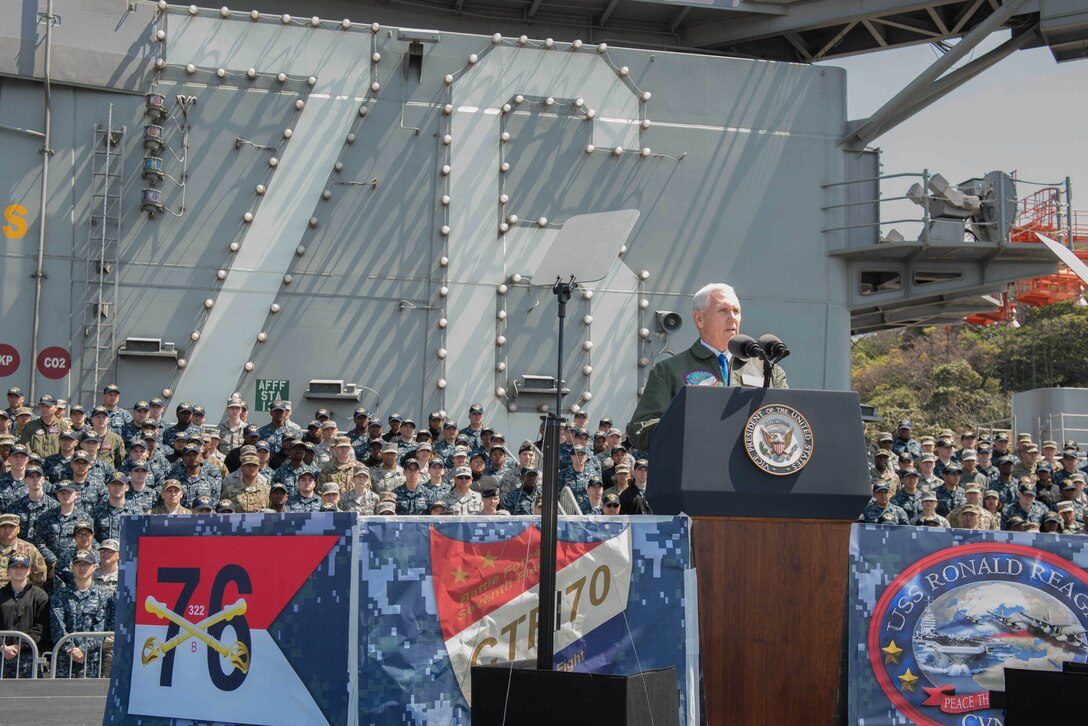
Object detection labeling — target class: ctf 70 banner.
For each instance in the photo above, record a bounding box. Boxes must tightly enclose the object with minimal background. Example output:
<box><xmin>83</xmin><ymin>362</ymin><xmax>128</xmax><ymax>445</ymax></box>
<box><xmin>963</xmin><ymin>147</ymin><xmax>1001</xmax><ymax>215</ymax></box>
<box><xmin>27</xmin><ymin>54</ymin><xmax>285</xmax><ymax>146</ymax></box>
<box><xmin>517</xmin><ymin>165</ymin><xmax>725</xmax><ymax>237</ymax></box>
<box><xmin>848</xmin><ymin>524</ymin><xmax>1088</xmax><ymax>725</ymax></box>
<box><xmin>105</xmin><ymin>514</ymin><xmax>696</xmax><ymax>725</ymax></box>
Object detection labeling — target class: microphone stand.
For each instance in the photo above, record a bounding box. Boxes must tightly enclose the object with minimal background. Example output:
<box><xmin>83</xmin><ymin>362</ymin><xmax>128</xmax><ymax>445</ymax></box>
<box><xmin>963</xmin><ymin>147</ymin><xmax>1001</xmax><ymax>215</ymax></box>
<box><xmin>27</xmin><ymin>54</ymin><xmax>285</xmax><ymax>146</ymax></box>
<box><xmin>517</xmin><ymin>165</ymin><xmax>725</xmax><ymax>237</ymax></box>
<box><xmin>536</xmin><ymin>275</ymin><xmax>572</xmax><ymax>670</ymax></box>
<box><xmin>761</xmin><ymin>353</ymin><xmax>787</xmax><ymax>388</ymax></box>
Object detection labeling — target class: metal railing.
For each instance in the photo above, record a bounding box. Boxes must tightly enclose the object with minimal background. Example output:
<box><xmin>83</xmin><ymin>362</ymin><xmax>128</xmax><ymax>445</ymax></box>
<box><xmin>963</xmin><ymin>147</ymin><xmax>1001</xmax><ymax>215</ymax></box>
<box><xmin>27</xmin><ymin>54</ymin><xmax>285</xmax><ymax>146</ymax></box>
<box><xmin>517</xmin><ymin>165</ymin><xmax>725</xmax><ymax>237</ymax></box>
<box><xmin>1036</xmin><ymin>413</ymin><xmax>1088</xmax><ymax>453</ymax></box>
<box><xmin>0</xmin><ymin>630</ymin><xmax>41</xmax><ymax>679</ymax></box>
<box><xmin>822</xmin><ymin>171</ymin><xmax>1072</xmax><ymax>248</ymax></box>
<box><xmin>50</xmin><ymin>631</ymin><xmax>113</xmax><ymax>679</ymax></box>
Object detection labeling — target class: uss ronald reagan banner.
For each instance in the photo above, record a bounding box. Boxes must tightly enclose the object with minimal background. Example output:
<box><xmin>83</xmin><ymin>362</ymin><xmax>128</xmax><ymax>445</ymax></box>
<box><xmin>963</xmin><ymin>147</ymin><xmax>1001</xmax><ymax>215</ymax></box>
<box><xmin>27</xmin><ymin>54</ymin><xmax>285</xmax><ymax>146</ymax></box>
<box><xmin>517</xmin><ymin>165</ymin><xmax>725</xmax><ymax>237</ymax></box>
<box><xmin>105</xmin><ymin>514</ymin><xmax>698</xmax><ymax>725</ymax></box>
<box><xmin>848</xmin><ymin>524</ymin><xmax>1088</xmax><ymax>725</ymax></box>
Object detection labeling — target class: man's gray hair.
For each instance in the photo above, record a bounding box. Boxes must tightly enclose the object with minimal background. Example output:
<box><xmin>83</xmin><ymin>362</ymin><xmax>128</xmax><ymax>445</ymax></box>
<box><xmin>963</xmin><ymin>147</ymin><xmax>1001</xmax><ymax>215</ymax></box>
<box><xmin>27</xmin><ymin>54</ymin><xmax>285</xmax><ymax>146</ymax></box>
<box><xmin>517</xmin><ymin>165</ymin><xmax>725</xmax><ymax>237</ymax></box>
<box><xmin>692</xmin><ymin>283</ymin><xmax>740</xmax><ymax>313</ymax></box>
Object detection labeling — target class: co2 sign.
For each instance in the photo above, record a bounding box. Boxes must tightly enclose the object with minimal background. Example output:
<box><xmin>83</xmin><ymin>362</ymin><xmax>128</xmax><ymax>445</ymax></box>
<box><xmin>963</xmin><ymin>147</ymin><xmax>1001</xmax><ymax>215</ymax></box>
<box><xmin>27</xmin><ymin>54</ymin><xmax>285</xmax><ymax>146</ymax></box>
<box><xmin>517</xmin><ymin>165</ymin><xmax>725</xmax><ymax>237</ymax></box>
<box><xmin>0</xmin><ymin>344</ymin><xmax>19</xmax><ymax>377</ymax></box>
<box><xmin>36</xmin><ymin>346</ymin><xmax>70</xmax><ymax>379</ymax></box>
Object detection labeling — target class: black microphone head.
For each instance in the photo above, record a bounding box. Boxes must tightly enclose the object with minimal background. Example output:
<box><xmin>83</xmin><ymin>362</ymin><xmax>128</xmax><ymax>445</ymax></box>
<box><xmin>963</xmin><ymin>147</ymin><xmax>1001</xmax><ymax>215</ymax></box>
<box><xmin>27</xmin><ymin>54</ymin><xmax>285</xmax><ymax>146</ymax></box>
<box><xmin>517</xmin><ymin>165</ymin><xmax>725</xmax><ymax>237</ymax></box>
<box><xmin>758</xmin><ymin>333</ymin><xmax>789</xmax><ymax>360</ymax></box>
<box><xmin>727</xmin><ymin>334</ymin><xmax>763</xmax><ymax>361</ymax></box>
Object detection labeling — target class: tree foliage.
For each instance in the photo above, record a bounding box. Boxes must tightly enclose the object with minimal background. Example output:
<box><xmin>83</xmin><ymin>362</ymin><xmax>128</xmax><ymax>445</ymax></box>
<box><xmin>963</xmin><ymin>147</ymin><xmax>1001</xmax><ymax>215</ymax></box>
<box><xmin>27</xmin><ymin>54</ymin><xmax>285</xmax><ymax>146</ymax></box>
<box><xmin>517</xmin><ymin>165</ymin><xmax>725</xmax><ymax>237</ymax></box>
<box><xmin>853</xmin><ymin>302</ymin><xmax>1088</xmax><ymax>432</ymax></box>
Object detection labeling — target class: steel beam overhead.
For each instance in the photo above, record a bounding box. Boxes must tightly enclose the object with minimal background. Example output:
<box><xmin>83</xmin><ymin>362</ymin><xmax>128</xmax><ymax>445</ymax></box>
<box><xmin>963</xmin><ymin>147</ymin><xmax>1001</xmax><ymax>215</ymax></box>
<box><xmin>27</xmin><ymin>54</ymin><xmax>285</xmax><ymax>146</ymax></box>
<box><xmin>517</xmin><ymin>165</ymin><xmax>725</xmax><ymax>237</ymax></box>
<box><xmin>841</xmin><ymin>0</ymin><xmax>1030</xmax><ymax>148</ymax></box>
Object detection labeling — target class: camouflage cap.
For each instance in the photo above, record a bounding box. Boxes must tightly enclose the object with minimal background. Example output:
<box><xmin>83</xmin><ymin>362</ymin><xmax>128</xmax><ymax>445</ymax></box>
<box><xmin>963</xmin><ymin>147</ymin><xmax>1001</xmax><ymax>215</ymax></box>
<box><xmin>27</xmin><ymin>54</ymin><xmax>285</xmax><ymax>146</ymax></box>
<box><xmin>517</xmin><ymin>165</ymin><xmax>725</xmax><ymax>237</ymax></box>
<box><xmin>919</xmin><ymin>436</ymin><xmax>935</xmax><ymax>445</ymax></box>
<box><xmin>354</xmin><ymin>466</ymin><xmax>371</xmax><ymax>478</ymax></box>
<box><xmin>921</xmin><ymin>491</ymin><xmax>938</xmax><ymax>502</ymax></box>
<box><xmin>332</xmin><ymin>436</ymin><xmax>353</xmax><ymax>449</ymax></box>
<box><xmin>381</xmin><ymin>441</ymin><xmax>398</xmax><ymax>454</ymax></box>
<box><xmin>454</xmin><ymin>466</ymin><xmax>472</xmax><ymax>478</ymax></box>
<box><xmin>0</xmin><ymin>513</ymin><xmax>19</xmax><ymax>527</ymax></box>
<box><xmin>321</xmin><ymin>421</ymin><xmax>337</xmax><ymax>430</ymax></box>
<box><xmin>961</xmin><ymin>504</ymin><xmax>981</xmax><ymax>515</ymax></box>
<box><xmin>452</xmin><ymin>446</ymin><xmax>469</xmax><ymax>457</ymax></box>
<box><xmin>14</xmin><ymin>406</ymin><xmax>31</xmax><ymax>417</ymax></box>
<box><xmin>1057</xmin><ymin>501</ymin><xmax>1075</xmax><ymax>513</ymax></box>
<box><xmin>960</xmin><ymin>449</ymin><xmax>977</xmax><ymax>461</ymax></box>
<box><xmin>983</xmin><ymin>489</ymin><xmax>1001</xmax><ymax>500</ymax></box>
<box><xmin>320</xmin><ymin>483</ymin><xmax>341</xmax><ymax>495</ymax></box>
<box><xmin>920</xmin><ymin>454</ymin><xmax>936</xmax><ymax>463</ymax></box>
<box><xmin>98</xmin><ymin>539</ymin><xmax>120</xmax><ymax>552</ymax></box>
<box><xmin>876</xmin><ymin>431</ymin><xmax>894</xmax><ymax>442</ymax></box>
<box><xmin>162</xmin><ymin>479</ymin><xmax>183</xmax><ymax>491</ymax></box>
<box><xmin>614</xmin><ymin>464</ymin><xmax>631</xmax><ymax>475</ymax></box>
<box><xmin>964</xmin><ymin>483</ymin><xmax>983</xmax><ymax>493</ymax></box>
<box><xmin>377</xmin><ymin>500</ymin><xmax>397</xmax><ymax>515</ymax></box>
<box><xmin>241</xmin><ymin>454</ymin><xmax>260</xmax><ymax>466</ymax></box>
<box><xmin>416</xmin><ymin>442</ymin><xmax>433</xmax><ymax>453</ymax></box>
<box><xmin>873</xmin><ymin>450</ymin><xmax>891</xmax><ymax>459</ymax></box>
<box><xmin>270</xmin><ymin>482</ymin><xmax>288</xmax><ymax>493</ymax></box>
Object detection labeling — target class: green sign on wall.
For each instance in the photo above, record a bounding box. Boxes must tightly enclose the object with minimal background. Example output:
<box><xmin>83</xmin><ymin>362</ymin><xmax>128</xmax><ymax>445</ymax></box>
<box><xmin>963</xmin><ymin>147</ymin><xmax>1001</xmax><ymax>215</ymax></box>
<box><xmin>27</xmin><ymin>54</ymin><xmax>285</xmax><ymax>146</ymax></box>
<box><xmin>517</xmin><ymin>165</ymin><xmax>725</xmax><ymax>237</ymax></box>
<box><xmin>255</xmin><ymin>379</ymin><xmax>289</xmax><ymax>412</ymax></box>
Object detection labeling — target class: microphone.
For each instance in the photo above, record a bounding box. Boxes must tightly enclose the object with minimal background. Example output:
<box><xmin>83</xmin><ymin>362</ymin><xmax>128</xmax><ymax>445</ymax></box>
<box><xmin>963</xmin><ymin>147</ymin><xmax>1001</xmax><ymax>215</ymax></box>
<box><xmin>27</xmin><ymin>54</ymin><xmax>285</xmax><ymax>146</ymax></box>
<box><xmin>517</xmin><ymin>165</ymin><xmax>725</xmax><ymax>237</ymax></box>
<box><xmin>727</xmin><ymin>334</ymin><xmax>765</xmax><ymax>361</ymax></box>
<box><xmin>758</xmin><ymin>334</ymin><xmax>790</xmax><ymax>361</ymax></box>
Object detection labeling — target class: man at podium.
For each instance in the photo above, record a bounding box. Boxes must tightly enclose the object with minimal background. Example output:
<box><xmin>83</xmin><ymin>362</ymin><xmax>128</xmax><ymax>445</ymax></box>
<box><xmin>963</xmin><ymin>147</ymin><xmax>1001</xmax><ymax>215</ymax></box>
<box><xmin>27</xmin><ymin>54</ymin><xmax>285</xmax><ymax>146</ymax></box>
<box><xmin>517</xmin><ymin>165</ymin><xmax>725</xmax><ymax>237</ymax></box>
<box><xmin>626</xmin><ymin>283</ymin><xmax>788</xmax><ymax>450</ymax></box>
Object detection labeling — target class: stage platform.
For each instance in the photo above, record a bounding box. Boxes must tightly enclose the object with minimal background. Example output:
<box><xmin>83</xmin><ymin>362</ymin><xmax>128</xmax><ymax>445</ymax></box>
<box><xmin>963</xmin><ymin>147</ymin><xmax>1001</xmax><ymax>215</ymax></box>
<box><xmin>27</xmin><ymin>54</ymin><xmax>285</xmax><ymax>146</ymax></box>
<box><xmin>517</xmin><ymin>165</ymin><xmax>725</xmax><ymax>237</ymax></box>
<box><xmin>0</xmin><ymin>679</ymin><xmax>107</xmax><ymax>724</ymax></box>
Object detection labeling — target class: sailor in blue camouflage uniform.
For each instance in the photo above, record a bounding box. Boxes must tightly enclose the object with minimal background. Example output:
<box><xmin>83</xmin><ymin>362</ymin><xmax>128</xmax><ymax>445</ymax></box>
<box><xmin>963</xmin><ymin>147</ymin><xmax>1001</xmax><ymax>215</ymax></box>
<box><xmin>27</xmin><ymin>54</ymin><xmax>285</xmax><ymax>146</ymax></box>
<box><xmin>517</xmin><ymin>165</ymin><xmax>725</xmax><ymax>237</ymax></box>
<box><xmin>934</xmin><ymin>461</ymin><xmax>967</xmax><ymax>516</ymax></box>
<box><xmin>286</xmin><ymin>470</ymin><xmax>321</xmax><ymax>512</ymax></box>
<box><xmin>1001</xmin><ymin>483</ymin><xmax>1048</xmax><ymax>529</ymax></box>
<box><xmin>6</xmin><ymin>467</ymin><xmax>59</xmax><ymax>548</ymax></box>
<box><xmin>42</xmin><ymin>429</ymin><xmax>79</xmax><ymax>484</ymax></box>
<box><xmin>890</xmin><ymin>469</ymin><xmax>924</xmax><ymax>522</ymax></box>
<box><xmin>858</xmin><ymin>483</ymin><xmax>910</xmax><ymax>524</ymax></box>
<box><xmin>1</xmin><ymin>464</ymin><xmax>55</xmax><ymax>512</ymax></box>
<box><xmin>90</xmin><ymin>472</ymin><xmax>136</xmax><ymax>543</ymax></box>
<box><xmin>51</xmin><ymin>549</ymin><xmax>113</xmax><ymax>677</ymax></box>
<box><xmin>346</xmin><ymin>407</ymin><xmax>372</xmax><ymax>458</ymax></box>
<box><xmin>175</xmin><ymin>444</ymin><xmax>220</xmax><ymax>507</ymax></box>
<box><xmin>120</xmin><ymin>437</ymin><xmax>164</xmax><ymax>489</ymax></box>
<box><xmin>161</xmin><ymin>402</ymin><xmax>194</xmax><ymax>450</ymax></box>
<box><xmin>37</xmin><ymin>482</ymin><xmax>89</xmax><ymax>565</ymax></box>
<box><xmin>271</xmin><ymin>440</ymin><xmax>320</xmax><ymax>497</ymax></box>
<box><xmin>74</xmin><ymin>433</ymin><xmax>116</xmax><ymax>486</ymax></box>
<box><xmin>257</xmin><ymin>400</ymin><xmax>302</xmax><ymax>457</ymax></box>
<box><xmin>165</xmin><ymin>441</ymin><xmax>223</xmax><ymax>486</ymax></box>
<box><xmin>119</xmin><ymin>400</ymin><xmax>151</xmax><ymax>444</ymax></box>
<box><xmin>424</xmin><ymin>459</ymin><xmax>452</xmax><ymax>498</ymax></box>
<box><xmin>503</xmin><ymin>468</ymin><xmax>542</xmax><ymax>516</ymax></box>
<box><xmin>99</xmin><ymin>384</ymin><xmax>132</xmax><ymax>436</ymax></box>
<box><xmin>124</xmin><ymin>462</ymin><xmax>157</xmax><ymax>514</ymax></box>
<box><xmin>890</xmin><ymin>420</ymin><xmax>921</xmax><ymax>462</ymax></box>
<box><xmin>393</xmin><ymin>419</ymin><xmax>417</xmax><ymax>456</ymax></box>
<box><xmin>560</xmin><ymin>445</ymin><xmax>595</xmax><ymax>513</ymax></box>
<box><xmin>63</xmin><ymin>451</ymin><xmax>106</xmax><ymax>510</ymax></box>
<box><xmin>1053</xmin><ymin>449</ymin><xmax>1082</xmax><ymax>489</ymax></box>
<box><xmin>393</xmin><ymin>459</ymin><xmax>434</xmax><ymax>515</ymax></box>
<box><xmin>459</xmin><ymin>404</ymin><xmax>486</xmax><ymax>454</ymax></box>
<box><xmin>433</xmin><ymin>420</ymin><xmax>458</xmax><ymax>463</ymax></box>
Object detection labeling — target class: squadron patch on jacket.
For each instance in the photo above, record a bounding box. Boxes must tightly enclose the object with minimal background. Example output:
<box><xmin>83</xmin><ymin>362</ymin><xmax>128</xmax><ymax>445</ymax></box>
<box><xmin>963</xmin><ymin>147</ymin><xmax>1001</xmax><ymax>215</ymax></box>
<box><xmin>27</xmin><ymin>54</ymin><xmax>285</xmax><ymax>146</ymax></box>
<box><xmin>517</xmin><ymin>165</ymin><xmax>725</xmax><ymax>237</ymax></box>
<box><xmin>684</xmin><ymin>370</ymin><xmax>719</xmax><ymax>386</ymax></box>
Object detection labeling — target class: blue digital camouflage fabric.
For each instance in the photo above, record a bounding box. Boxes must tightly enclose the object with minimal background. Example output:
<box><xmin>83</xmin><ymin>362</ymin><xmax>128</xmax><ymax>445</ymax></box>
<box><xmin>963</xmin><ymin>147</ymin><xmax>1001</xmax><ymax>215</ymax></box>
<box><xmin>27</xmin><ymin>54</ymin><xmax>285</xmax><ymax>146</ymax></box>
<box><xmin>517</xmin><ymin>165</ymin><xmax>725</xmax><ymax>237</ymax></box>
<box><xmin>6</xmin><ymin>495</ymin><xmax>60</xmax><ymax>550</ymax></box>
<box><xmin>50</xmin><ymin>582</ymin><xmax>114</xmax><ymax>678</ymax></box>
<box><xmin>256</xmin><ymin>421</ymin><xmax>303</xmax><ymax>456</ymax></box>
<box><xmin>36</xmin><ymin>508</ymin><xmax>90</xmax><ymax>564</ymax></box>
<box><xmin>857</xmin><ymin>501</ymin><xmax>909</xmax><ymax>525</ymax></box>
<box><xmin>934</xmin><ymin>485</ymin><xmax>966</xmax><ymax>517</ymax></box>
<box><xmin>393</xmin><ymin>484</ymin><xmax>433</xmax><ymax>515</ymax></box>
<box><xmin>286</xmin><ymin>493</ymin><xmax>321</xmax><ymax>512</ymax></box>
<box><xmin>502</xmin><ymin>487</ymin><xmax>539</xmax><ymax>516</ymax></box>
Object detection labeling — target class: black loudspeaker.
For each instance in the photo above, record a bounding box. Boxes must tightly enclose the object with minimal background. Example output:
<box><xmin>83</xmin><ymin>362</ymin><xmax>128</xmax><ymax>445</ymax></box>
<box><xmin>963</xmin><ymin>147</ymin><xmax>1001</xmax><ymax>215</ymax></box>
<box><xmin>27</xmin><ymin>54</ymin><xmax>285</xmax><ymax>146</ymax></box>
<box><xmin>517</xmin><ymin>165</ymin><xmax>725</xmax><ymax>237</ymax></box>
<box><xmin>1003</xmin><ymin>666</ymin><xmax>1088</xmax><ymax>723</ymax></box>
<box><xmin>471</xmin><ymin>663</ymin><xmax>680</xmax><ymax>726</ymax></box>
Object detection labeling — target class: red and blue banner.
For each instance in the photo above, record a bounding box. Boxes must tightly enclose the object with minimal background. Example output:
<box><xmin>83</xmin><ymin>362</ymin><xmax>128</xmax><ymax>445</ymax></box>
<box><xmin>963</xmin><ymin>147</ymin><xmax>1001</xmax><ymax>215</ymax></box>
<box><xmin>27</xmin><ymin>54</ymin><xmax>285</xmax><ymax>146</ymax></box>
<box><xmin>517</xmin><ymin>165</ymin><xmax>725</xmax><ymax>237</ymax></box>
<box><xmin>106</xmin><ymin>514</ymin><xmax>697</xmax><ymax>725</ymax></box>
<box><xmin>848</xmin><ymin>524</ymin><xmax>1088</xmax><ymax>725</ymax></box>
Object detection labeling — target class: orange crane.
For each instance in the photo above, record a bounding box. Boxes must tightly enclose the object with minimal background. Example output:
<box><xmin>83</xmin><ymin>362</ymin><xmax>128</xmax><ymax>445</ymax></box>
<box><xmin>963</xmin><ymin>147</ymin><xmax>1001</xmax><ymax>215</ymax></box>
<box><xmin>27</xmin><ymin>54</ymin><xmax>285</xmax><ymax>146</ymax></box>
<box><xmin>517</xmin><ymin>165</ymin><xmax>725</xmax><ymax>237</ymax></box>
<box><xmin>965</xmin><ymin>187</ymin><xmax>1088</xmax><ymax>326</ymax></box>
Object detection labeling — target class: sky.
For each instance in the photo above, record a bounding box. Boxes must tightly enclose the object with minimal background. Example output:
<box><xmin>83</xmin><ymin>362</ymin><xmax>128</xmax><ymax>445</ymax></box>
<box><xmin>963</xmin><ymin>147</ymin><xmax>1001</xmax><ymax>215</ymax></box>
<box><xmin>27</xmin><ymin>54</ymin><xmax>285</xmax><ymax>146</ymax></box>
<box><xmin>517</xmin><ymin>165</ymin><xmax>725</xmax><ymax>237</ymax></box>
<box><xmin>826</xmin><ymin>32</ymin><xmax>1086</xmax><ymax>222</ymax></box>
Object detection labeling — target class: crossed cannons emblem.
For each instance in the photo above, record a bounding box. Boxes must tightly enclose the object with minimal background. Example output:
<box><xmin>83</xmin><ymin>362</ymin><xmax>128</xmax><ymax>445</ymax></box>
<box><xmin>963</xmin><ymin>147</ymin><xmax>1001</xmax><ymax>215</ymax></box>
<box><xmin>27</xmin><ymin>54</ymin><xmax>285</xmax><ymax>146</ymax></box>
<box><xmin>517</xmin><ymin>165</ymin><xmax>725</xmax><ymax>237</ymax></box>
<box><xmin>141</xmin><ymin>596</ymin><xmax>250</xmax><ymax>674</ymax></box>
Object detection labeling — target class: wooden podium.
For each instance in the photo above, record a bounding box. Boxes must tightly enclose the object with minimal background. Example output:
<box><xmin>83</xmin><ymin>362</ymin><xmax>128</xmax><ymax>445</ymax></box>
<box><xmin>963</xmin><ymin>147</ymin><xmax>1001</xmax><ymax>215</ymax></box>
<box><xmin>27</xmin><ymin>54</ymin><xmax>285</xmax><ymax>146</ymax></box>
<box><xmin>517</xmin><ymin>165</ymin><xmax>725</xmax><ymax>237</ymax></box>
<box><xmin>646</xmin><ymin>387</ymin><xmax>869</xmax><ymax>724</ymax></box>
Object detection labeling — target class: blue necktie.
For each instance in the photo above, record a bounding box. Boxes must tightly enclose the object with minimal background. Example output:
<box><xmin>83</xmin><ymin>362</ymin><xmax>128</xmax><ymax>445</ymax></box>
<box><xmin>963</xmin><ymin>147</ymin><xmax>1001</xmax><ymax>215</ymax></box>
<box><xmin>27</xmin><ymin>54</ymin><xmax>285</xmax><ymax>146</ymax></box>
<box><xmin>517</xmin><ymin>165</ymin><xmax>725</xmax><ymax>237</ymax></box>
<box><xmin>718</xmin><ymin>353</ymin><xmax>729</xmax><ymax>386</ymax></box>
